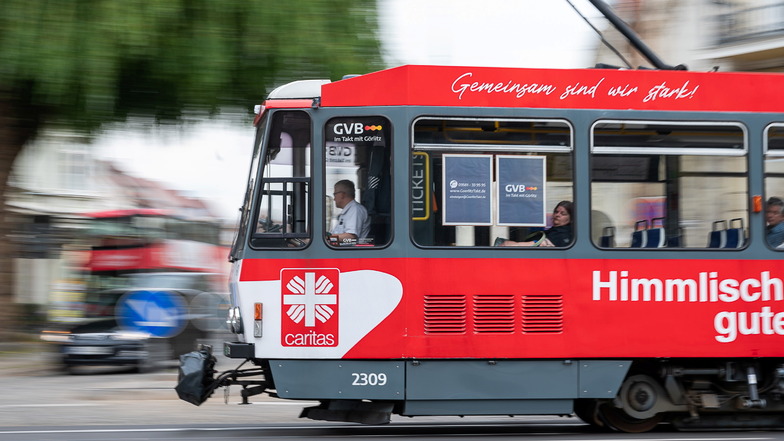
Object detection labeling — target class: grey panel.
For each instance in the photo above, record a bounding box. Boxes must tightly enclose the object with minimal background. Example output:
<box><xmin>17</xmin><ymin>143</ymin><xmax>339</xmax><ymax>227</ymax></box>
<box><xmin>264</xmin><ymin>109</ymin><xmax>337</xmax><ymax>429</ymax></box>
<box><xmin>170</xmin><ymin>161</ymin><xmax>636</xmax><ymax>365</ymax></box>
<box><xmin>402</xmin><ymin>399</ymin><xmax>573</xmax><ymax>416</ymax></box>
<box><xmin>271</xmin><ymin>360</ymin><xmax>404</xmax><ymax>400</ymax></box>
<box><xmin>406</xmin><ymin>360</ymin><xmax>578</xmax><ymax>400</ymax></box>
<box><xmin>578</xmin><ymin>360</ymin><xmax>631</xmax><ymax>398</ymax></box>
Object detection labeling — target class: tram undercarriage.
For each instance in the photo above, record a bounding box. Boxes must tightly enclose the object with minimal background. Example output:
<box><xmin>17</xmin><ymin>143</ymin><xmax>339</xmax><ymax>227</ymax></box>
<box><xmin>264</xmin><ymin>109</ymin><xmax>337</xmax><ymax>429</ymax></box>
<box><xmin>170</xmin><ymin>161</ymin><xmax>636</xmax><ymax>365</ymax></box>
<box><xmin>175</xmin><ymin>345</ymin><xmax>784</xmax><ymax>432</ymax></box>
<box><xmin>574</xmin><ymin>360</ymin><xmax>784</xmax><ymax>432</ymax></box>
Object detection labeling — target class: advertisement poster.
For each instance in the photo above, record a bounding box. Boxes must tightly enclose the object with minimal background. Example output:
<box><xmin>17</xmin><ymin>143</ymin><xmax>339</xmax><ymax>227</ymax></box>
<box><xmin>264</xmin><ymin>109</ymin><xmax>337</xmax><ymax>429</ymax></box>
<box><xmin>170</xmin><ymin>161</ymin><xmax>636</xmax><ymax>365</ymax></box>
<box><xmin>443</xmin><ymin>154</ymin><xmax>492</xmax><ymax>226</ymax></box>
<box><xmin>496</xmin><ymin>155</ymin><xmax>546</xmax><ymax>226</ymax></box>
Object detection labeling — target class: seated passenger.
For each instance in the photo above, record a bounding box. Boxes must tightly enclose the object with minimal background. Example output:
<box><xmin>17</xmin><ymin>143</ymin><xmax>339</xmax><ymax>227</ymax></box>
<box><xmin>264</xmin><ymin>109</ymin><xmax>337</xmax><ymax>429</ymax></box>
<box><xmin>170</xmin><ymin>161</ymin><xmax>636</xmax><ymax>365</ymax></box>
<box><xmin>500</xmin><ymin>201</ymin><xmax>573</xmax><ymax>247</ymax></box>
<box><xmin>767</xmin><ymin>197</ymin><xmax>784</xmax><ymax>247</ymax></box>
<box><xmin>329</xmin><ymin>180</ymin><xmax>371</xmax><ymax>243</ymax></box>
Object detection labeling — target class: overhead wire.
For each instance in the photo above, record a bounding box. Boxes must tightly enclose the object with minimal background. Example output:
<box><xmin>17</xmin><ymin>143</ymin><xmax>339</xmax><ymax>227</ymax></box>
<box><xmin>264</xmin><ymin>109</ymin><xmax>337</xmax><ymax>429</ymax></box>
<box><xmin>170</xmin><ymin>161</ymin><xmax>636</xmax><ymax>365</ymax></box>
<box><xmin>564</xmin><ymin>0</ymin><xmax>633</xmax><ymax>68</ymax></box>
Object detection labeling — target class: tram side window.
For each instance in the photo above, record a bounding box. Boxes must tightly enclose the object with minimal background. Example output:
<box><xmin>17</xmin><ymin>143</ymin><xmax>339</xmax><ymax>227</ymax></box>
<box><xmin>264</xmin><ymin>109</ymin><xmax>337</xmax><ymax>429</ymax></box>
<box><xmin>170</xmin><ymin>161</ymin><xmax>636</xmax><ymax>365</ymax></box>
<box><xmin>251</xmin><ymin>110</ymin><xmax>312</xmax><ymax>249</ymax></box>
<box><xmin>765</xmin><ymin>124</ymin><xmax>784</xmax><ymax>249</ymax></box>
<box><xmin>324</xmin><ymin>116</ymin><xmax>392</xmax><ymax>248</ymax></box>
<box><xmin>591</xmin><ymin>121</ymin><xmax>747</xmax><ymax>249</ymax></box>
<box><xmin>411</xmin><ymin>117</ymin><xmax>574</xmax><ymax>248</ymax></box>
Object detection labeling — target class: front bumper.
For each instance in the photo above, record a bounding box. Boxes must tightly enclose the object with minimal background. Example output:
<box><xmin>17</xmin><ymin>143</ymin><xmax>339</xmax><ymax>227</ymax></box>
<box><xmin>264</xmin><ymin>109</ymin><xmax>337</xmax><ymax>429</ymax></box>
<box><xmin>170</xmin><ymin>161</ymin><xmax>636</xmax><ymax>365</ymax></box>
<box><xmin>61</xmin><ymin>342</ymin><xmax>148</xmax><ymax>366</ymax></box>
<box><xmin>223</xmin><ymin>341</ymin><xmax>254</xmax><ymax>358</ymax></box>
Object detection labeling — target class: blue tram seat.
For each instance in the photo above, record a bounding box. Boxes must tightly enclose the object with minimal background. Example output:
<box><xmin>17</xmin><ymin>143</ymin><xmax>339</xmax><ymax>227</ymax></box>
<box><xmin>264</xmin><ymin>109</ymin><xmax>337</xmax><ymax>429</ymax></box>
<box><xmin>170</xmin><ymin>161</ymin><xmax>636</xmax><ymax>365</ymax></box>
<box><xmin>644</xmin><ymin>227</ymin><xmax>666</xmax><ymax>248</ymax></box>
<box><xmin>708</xmin><ymin>220</ymin><xmax>727</xmax><ymax>248</ymax></box>
<box><xmin>599</xmin><ymin>226</ymin><xmax>615</xmax><ymax>248</ymax></box>
<box><xmin>631</xmin><ymin>219</ymin><xmax>667</xmax><ymax>248</ymax></box>
<box><xmin>644</xmin><ymin>218</ymin><xmax>666</xmax><ymax>248</ymax></box>
<box><xmin>630</xmin><ymin>220</ymin><xmax>648</xmax><ymax>248</ymax></box>
<box><xmin>725</xmin><ymin>218</ymin><xmax>745</xmax><ymax>248</ymax></box>
<box><xmin>708</xmin><ymin>219</ymin><xmax>745</xmax><ymax>248</ymax></box>
<box><xmin>725</xmin><ymin>229</ymin><xmax>742</xmax><ymax>248</ymax></box>
<box><xmin>630</xmin><ymin>231</ymin><xmax>645</xmax><ymax>247</ymax></box>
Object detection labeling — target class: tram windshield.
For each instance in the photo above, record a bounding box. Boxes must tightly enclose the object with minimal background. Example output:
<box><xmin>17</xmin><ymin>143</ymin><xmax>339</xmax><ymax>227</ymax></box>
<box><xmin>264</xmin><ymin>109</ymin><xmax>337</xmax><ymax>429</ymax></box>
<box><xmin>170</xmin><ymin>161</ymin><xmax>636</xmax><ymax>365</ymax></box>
<box><xmin>250</xmin><ymin>110</ymin><xmax>312</xmax><ymax>249</ymax></box>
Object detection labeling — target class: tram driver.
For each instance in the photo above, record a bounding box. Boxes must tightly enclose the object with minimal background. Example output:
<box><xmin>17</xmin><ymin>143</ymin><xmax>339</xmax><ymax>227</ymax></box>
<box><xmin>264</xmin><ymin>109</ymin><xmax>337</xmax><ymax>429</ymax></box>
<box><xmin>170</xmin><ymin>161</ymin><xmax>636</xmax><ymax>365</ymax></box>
<box><xmin>329</xmin><ymin>180</ymin><xmax>371</xmax><ymax>245</ymax></box>
<box><xmin>500</xmin><ymin>201</ymin><xmax>574</xmax><ymax>247</ymax></box>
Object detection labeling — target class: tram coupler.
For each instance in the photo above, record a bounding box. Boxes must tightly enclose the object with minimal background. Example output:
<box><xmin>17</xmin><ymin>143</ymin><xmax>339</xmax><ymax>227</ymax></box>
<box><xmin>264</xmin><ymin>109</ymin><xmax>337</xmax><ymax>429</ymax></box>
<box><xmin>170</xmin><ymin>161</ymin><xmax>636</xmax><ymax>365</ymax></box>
<box><xmin>240</xmin><ymin>385</ymin><xmax>266</xmax><ymax>404</ymax></box>
<box><xmin>176</xmin><ymin>342</ymin><xmax>270</xmax><ymax>406</ymax></box>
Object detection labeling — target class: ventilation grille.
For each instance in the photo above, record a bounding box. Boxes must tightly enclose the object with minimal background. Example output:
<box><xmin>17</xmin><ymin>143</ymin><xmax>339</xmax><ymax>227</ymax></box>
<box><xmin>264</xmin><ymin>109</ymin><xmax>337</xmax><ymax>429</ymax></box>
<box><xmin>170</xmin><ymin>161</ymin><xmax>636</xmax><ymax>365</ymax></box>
<box><xmin>424</xmin><ymin>295</ymin><xmax>466</xmax><ymax>334</ymax></box>
<box><xmin>522</xmin><ymin>295</ymin><xmax>564</xmax><ymax>334</ymax></box>
<box><xmin>473</xmin><ymin>294</ymin><xmax>515</xmax><ymax>333</ymax></box>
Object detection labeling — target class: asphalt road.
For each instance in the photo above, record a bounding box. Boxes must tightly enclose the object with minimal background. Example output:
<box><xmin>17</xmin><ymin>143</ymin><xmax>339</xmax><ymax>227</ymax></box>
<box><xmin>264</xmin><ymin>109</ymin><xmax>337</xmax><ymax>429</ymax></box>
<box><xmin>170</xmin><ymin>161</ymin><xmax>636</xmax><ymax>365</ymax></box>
<box><xmin>0</xmin><ymin>340</ymin><xmax>608</xmax><ymax>439</ymax></box>
<box><xmin>5</xmin><ymin>341</ymin><xmax>784</xmax><ymax>441</ymax></box>
<box><xmin>0</xmin><ymin>339</ymin><xmax>315</xmax><ymax>427</ymax></box>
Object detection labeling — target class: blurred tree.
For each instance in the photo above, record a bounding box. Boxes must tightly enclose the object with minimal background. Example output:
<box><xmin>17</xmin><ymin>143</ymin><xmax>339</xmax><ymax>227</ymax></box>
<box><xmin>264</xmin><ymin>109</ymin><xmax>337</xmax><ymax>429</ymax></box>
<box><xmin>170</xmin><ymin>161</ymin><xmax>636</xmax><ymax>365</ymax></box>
<box><xmin>0</xmin><ymin>0</ymin><xmax>384</xmax><ymax>335</ymax></box>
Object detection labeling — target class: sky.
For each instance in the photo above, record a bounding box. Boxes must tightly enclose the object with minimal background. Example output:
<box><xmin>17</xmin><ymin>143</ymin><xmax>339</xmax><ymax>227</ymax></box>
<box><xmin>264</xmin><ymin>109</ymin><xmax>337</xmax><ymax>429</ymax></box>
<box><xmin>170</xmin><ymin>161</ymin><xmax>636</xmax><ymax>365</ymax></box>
<box><xmin>378</xmin><ymin>0</ymin><xmax>601</xmax><ymax>69</ymax></box>
<box><xmin>95</xmin><ymin>118</ymin><xmax>256</xmax><ymax>222</ymax></box>
<box><xmin>94</xmin><ymin>0</ymin><xmax>607</xmax><ymax>221</ymax></box>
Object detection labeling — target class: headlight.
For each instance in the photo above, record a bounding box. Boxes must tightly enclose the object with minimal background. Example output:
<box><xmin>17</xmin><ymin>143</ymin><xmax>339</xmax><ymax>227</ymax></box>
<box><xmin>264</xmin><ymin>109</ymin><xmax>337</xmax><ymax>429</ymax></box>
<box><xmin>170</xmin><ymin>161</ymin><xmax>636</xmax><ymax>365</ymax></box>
<box><xmin>109</xmin><ymin>331</ymin><xmax>150</xmax><ymax>341</ymax></box>
<box><xmin>227</xmin><ymin>306</ymin><xmax>243</xmax><ymax>334</ymax></box>
<box><xmin>40</xmin><ymin>331</ymin><xmax>71</xmax><ymax>343</ymax></box>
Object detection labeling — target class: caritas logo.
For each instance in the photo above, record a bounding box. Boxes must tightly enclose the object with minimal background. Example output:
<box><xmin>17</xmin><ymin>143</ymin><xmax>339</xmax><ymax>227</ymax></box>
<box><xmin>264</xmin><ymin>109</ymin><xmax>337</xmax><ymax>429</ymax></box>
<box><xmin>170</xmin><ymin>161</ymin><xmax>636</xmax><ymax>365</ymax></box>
<box><xmin>280</xmin><ymin>269</ymin><xmax>339</xmax><ymax>347</ymax></box>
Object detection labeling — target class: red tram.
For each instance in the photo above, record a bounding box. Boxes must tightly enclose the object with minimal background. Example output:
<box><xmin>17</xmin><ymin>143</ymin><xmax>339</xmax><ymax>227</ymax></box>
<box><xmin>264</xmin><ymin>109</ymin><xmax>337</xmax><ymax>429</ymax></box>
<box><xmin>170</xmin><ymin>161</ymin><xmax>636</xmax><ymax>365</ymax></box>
<box><xmin>177</xmin><ymin>64</ymin><xmax>784</xmax><ymax>432</ymax></box>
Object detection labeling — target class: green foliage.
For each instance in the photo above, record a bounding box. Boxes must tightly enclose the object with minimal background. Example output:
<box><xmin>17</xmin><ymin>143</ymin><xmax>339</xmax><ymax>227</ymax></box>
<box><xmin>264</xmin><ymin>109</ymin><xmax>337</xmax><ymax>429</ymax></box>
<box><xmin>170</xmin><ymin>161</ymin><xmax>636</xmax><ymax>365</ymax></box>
<box><xmin>0</xmin><ymin>0</ymin><xmax>384</xmax><ymax>131</ymax></box>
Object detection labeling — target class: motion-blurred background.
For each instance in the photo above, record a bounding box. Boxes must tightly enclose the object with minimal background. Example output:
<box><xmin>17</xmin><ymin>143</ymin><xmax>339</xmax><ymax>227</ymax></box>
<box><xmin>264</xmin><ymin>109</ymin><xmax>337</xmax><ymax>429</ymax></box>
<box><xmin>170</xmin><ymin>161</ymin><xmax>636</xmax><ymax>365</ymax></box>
<box><xmin>1</xmin><ymin>0</ymin><xmax>781</xmax><ymax>339</ymax></box>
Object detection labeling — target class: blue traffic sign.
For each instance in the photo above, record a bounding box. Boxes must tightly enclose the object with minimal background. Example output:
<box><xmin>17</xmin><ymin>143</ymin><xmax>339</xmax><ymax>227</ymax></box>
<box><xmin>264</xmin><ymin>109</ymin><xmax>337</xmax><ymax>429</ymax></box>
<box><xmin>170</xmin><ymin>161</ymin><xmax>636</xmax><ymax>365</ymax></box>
<box><xmin>116</xmin><ymin>290</ymin><xmax>187</xmax><ymax>338</ymax></box>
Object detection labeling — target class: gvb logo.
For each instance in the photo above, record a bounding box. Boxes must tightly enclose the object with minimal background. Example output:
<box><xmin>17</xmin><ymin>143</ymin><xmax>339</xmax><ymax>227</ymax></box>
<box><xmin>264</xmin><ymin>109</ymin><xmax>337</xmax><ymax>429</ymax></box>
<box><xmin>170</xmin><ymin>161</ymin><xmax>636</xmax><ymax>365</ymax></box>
<box><xmin>332</xmin><ymin>123</ymin><xmax>383</xmax><ymax>135</ymax></box>
<box><xmin>280</xmin><ymin>269</ymin><xmax>339</xmax><ymax>347</ymax></box>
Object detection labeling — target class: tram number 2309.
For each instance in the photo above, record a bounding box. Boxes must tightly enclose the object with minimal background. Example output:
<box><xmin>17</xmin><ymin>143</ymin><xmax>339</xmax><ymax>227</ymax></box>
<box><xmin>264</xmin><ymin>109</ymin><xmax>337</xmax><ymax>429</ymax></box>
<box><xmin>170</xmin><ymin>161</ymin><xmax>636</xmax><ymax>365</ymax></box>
<box><xmin>351</xmin><ymin>372</ymin><xmax>388</xmax><ymax>386</ymax></box>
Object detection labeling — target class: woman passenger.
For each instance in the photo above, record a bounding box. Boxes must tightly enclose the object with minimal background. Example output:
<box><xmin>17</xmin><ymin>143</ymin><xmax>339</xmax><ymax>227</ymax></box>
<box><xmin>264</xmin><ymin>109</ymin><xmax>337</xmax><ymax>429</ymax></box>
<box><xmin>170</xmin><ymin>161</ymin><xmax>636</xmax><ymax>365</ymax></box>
<box><xmin>501</xmin><ymin>200</ymin><xmax>573</xmax><ymax>247</ymax></box>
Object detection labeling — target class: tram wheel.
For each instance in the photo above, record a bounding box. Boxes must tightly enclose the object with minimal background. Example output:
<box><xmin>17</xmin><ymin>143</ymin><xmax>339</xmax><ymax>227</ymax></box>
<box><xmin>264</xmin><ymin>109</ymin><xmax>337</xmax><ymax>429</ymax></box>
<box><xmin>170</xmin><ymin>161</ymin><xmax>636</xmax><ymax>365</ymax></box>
<box><xmin>597</xmin><ymin>402</ymin><xmax>663</xmax><ymax>433</ymax></box>
<box><xmin>597</xmin><ymin>374</ymin><xmax>666</xmax><ymax>433</ymax></box>
<box><xmin>573</xmin><ymin>399</ymin><xmax>606</xmax><ymax>429</ymax></box>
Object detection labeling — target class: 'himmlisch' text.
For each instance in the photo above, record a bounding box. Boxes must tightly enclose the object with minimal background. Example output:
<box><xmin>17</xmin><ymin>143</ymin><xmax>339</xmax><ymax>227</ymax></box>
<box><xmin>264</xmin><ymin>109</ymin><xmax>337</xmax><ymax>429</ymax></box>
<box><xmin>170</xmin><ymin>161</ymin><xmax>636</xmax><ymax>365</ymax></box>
<box><xmin>593</xmin><ymin>270</ymin><xmax>784</xmax><ymax>343</ymax></box>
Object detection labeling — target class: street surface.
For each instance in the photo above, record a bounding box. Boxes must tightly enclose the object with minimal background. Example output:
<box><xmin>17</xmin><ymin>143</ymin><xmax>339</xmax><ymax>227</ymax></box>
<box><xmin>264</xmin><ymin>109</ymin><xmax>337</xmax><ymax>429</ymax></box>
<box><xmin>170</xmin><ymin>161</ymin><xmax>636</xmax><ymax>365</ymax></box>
<box><xmin>0</xmin><ymin>340</ymin><xmax>310</xmax><ymax>427</ymax></box>
<box><xmin>4</xmin><ymin>341</ymin><xmax>784</xmax><ymax>440</ymax></box>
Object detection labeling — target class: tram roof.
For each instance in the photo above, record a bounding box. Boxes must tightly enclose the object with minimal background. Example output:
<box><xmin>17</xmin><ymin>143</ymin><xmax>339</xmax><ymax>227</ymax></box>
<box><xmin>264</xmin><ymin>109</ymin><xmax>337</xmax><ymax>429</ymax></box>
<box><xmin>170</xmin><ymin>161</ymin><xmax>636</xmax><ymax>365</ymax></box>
<box><xmin>310</xmin><ymin>64</ymin><xmax>784</xmax><ymax>113</ymax></box>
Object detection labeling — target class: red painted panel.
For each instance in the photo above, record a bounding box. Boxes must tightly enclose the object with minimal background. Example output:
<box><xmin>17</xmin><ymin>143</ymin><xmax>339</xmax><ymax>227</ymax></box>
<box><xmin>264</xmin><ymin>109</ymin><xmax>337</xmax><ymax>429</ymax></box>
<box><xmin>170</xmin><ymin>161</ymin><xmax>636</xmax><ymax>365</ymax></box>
<box><xmin>321</xmin><ymin>65</ymin><xmax>784</xmax><ymax>113</ymax></box>
<box><xmin>240</xmin><ymin>257</ymin><xmax>784</xmax><ymax>359</ymax></box>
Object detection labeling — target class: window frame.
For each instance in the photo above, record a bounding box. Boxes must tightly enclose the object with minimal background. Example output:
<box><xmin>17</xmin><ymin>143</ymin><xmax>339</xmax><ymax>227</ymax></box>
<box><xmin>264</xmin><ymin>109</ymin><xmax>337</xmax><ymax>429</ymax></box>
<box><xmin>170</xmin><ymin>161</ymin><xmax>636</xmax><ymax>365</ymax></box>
<box><xmin>249</xmin><ymin>109</ymin><xmax>314</xmax><ymax>250</ymax></box>
<box><xmin>763</xmin><ymin>122</ymin><xmax>784</xmax><ymax>251</ymax></box>
<box><xmin>410</xmin><ymin>116</ymin><xmax>575</xmax><ymax>249</ymax></box>
<box><xmin>323</xmin><ymin>115</ymin><xmax>394</xmax><ymax>250</ymax></box>
<box><xmin>590</xmin><ymin>119</ymin><xmax>749</xmax><ymax>251</ymax></box>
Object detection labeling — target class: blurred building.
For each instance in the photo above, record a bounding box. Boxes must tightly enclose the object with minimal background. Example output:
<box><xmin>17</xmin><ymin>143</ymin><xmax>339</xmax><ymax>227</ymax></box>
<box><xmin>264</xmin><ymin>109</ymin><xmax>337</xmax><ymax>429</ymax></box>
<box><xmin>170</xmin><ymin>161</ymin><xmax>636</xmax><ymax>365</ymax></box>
<box><xmin>5</xmin><ymin>131</ymin><xmax>224</xmax><ymax>320</ymax></box>
<box><xmin>593</xmin><ymin>0</ymin><xmax>784</xmax><ymax>72</ymax></box>
<box><xmin>702</xmin><ymin>0</ymin><xmax>784</xmax><ymax>71</ymax></box>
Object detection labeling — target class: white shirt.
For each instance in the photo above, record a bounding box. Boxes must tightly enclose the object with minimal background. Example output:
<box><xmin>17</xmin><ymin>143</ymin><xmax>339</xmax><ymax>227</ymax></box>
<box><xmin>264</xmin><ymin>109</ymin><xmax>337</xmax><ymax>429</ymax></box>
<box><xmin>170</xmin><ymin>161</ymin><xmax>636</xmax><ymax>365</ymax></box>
<box><xmin>331</xmin><ymin>199</ymin><xmax>370</xmax><ymax>239</ymax></box>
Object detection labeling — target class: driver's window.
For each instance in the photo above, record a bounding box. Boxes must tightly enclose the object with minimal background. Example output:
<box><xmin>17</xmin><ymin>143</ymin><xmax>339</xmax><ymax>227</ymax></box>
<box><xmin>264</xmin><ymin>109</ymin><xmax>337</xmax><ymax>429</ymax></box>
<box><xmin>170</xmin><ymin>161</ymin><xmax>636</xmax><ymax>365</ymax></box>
<box><xmin>324</xmin><ymin>116</ymin><xmax>392</xmax><ymax>248</ymax></box>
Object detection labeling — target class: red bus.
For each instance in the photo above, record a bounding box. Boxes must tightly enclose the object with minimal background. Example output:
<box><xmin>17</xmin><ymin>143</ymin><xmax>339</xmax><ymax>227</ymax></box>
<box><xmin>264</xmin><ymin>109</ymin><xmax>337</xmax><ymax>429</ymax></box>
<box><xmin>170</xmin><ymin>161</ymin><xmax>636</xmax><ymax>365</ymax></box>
<box><xmin>42</xmin><ymin>209</ymin><xmax>228</xmax><ymax>372</ymax></box>
<box><xmin>84</xmin><ymin>208</ymin><xmax>225</xmax><ymax>284</ymax></box>
<box><xmin>177</xmin><ymin>64</ymin><xmax>784</xmax><ymax>432</ymax></box>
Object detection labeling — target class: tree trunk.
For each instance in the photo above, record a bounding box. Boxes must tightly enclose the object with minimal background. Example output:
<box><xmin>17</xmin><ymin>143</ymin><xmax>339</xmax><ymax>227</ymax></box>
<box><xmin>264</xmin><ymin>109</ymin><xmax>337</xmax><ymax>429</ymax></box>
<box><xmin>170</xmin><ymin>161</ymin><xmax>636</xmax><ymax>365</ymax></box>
<box><xmin>0</xmin><ymin>92</ymin><xmax>41</xmax><ymax>339</ymax></box>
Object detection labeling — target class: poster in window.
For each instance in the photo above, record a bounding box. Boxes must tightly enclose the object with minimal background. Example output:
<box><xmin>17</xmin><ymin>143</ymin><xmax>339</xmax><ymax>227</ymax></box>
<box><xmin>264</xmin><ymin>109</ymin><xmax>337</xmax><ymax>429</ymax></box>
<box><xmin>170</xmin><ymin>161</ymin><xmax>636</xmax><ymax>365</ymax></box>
<box><xmin>411</xmin><ymin>152</ymin><xmax>431</xmax><ymax>221</ymax></box>
<box><xmin>496</xmin><ymin>155</ymin><xmax>547</xmax><ymax>226</ymax></box>
<box><xmin>442</xmin><ymin>154</ymin><xmax>493</xmax><ymax>226</ymax></box>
